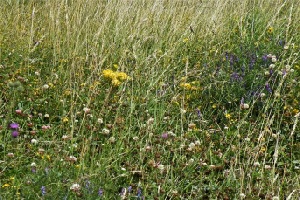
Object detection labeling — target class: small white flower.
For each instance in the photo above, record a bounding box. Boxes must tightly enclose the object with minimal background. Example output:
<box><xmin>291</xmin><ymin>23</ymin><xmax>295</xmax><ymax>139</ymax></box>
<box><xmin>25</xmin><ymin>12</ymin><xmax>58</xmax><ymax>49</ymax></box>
<box><xmin>195</xmin><ymin>140</ymin><xmax>201</xmax><ymax>146</ymax></box>
<box><xmin>68</xmin><ymin>156</ymin><xmax>77</xmax><ymax>162</ymax></box>
<box><xmin>132</xmin><ymin>136</ymin><xmax>139</xmax><ymax>141</ymax></box>
<box><xmin>31</xmin><ymin>162</ymin><xmax>36</xmax><ymax>167</ymax></box>
<box><xmin>284</xmin><ymin>45</ymin><xmax>289</xmax><ymax>50</ymax></box>
<box><xmin>241</xmin><ymin>103</ymin><xmax>249</xmax><ymax>109</ymax></box>
<box><xmin>271</xmin><ymin>56</ymin><xmax>277</xmax><ymax>63</ymax></box>
<box><xmin>260</xmin><ymin>93</ymin><xmax>266</xmax><ymax>98</ymax></box>
<box><xmin>272</xmin><ymin>196</ymin><xmax>279</xmax><ymax>200</ymax></box>
<box><xmin>240</xmin><ymin>193</ymin><xmax>246</xmax><ymax>199</ymax></box>
<box><xmin>44</xmin><ymin>114</ymin><xmax>49</xmax><ymax>118</ymax></box>
<box><xmin>102</xmin><ymin>128</ymin><xmax>110</xmax><ymax>135</ymax></box>
<box><xmin>188</xmin><ymin>142</ymin><xmax>195</xmax><ymax>150</ymax></box>
<box><xmin>264</xmin><ymin>71</ymin><xmax>270</xmax><ymax>76</ymax></box>
<box><xmin>31</xmin><ymin>139</ymin><xmax>38</xmax><ymax>144</ymax></box>
<box><xmin>265</xmin><ymin>165</ymin><xmax>272</xmax><ymax>170</ymax></box>
<box><xmin>70</xmin><ymin>183</ymin><xmax>81</xmax><ymax>191</ymax></box>
<box><xmin>83</xmin><ymin>107</ymin><xmax>90</xmax><ymax>113</ymax></box>
<box><xmin>97</xmin><ymin>118</ymin><xmax>103</xmax><ymax>124</ymax></box>
<box><xmin>147</xmin><ymin>117</ymin><xmax>154</xmax><ymax>125</ymax></box>
<box><xmin>42</xmin><ymin>84</ymin><xmax>49</xmax><ymax>89</ymax></box>
<box><xmin>7</xmin><ymin>152</ymin><xmax>14</xmax><ymax>157</ymax></box>
<box><xmin>157</xmin><ymin>164</ymin><xmax>164</xmax><ymax>171</ymax></box>
<box><xmin>35</xmin><ymin>71</ymin><xmax>40</xmax><ymax>76</ymax></box>
<box><xmin>269</xmin><ymin>64</ymin><xmax>276</xmax><ymax>69</ymax></box>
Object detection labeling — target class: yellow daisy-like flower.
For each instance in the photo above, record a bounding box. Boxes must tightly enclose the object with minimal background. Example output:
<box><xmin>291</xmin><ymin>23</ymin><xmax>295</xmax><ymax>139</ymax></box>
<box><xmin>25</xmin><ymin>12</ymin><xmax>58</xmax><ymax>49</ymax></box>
<box><xmin>225</xmin><ymin>113</ymin><xmax>231</xmax><ymax>119</ymax></box>
<box><xmin>267</xmin><ymin>27</ymin><xmax>273</xmax><ymax>34</ymax></box>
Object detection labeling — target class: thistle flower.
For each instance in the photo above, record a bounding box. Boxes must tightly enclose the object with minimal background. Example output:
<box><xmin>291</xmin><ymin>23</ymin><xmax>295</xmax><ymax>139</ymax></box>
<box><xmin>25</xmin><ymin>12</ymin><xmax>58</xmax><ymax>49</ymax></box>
<box><xmin>9</xmin><ymin>123</ymin><xmax>19</xmax><ymax>130</ymax></box>
<box><xmin>11</xmin><ymin>131</ymin><xmax>19</xmax><ymax>138</ymax></box>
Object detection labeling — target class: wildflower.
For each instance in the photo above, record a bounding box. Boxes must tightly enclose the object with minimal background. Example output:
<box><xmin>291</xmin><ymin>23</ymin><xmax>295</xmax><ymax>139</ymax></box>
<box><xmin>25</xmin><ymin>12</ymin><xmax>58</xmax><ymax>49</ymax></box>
<box><xmin>98</xmin><ymin>188</ymin><xmax>103</xmax><ymax>196</ymax></box>
<box><xmin>83</xmin><ymin>107</ymin><xmax>90</xmax><ymax>113</ymax></box>
<box><xmin>240</xmin><ymin>103</ymin><xmax>249</xmax><ymax>109</ymax></box>
<box><xmin>15</xmin><ymin>109</ymin><xmax>22</xmax><ymax>115</ymax></box>
<box><xmin>2</xmin><ymin>183</ymin><xmax>10</xmax><ymax>188</ymax></box>
<box><xmin>42</xmin><ymin>84</ymin><xmax>49</xmax><ymax>90</ymax></box>
<box><xmin>116</xmin><ymin>72</ymin><xmax>128</xmax><ymax>81</ymax></box>
<box><xmin>271</xmin><ymin>56</ymin><xmax>277</xmax><ymax>63</ymax></box>
<box><xmin>102</xmin><ymin>128</ymin><xmax>110</xmax><ymax>135</ymax></box>
<box><xmin>225</xmin><ymin>113</ymin><xmax>231</xmax><ymax>119</ymax></box>
<box><xmin>11</xmin><ymin>130</ymin><xmax>19</xmax><ymax>138</ymax></box>
<box><xmin>70</xmin><ymin>183</ymin><xmax>81</xmax><ymax>192</ymax></box>
<box><xmin>102</xmin><ymin>69</ymin><xmax>115</xmax><ymax>79</ymax></box>
<box><xmin>31</xmin><ymin>139</ymin><xmax>38</xmax><ymax>144</ymax></box>
<box><xmin>9</xmin><ymin>123</ymin><xmax>19</xmax><ymax>129</ymax></box>
<box><xmin>41</xmin><ymin>186</ymin><xmax>46</xmax><ymax>196</ymax></box>
<box><xmin>7</xmin><ymin>152</ymin><xmax>14</xmax><ymax>157</ymax></box>
<box><xmin>97</xmin><ymin>118</ymin><xmax>103</xmax><ymax>124</ymax></box>
<box><xmin>68</xmin><ymin>156</ymin><xmax>77</xmax><ymax>162</ymax></box>
<box><xmin>267</xmin><ymin>27</ymin><xmax>273</xmax><ymax>34</ymax></box>
<box><xmin>62</xmin><ymin>117</ymin><xmax>69</xmax><ymax>123</ymax></box>
<box><xmin>112</xmin><ymin>78</ymin><xmax>121</xmax><ymax>86</ymax></box>
<box><xmin>264</xmin><ymin>165</ymin><xmax>272</xmax><ymax>170</ymax></box>
<box><xmin>265</xmin><ymin>83</ymin><xmax>272</xmax><ymax>93</ymax></box>
<box><xmin>161</xmin><ymin>132</ymin><xmax>168</xmax><ymax>139</ymax></box>
<box><xmin>253</xmin><ymin>162</ymin><xmax>260</xmax><ymax>167</ymax></box>
<box><xmin>240</xmin><ymin>193</ymin><xmax>246</xmax><ymax>199</ymax></box>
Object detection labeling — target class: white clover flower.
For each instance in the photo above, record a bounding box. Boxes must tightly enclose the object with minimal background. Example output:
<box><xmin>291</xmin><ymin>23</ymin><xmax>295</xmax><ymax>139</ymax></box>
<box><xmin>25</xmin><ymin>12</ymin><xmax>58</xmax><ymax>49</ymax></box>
<box><xmin>83</xmin><ymin>107</ymin><xmax>90</xmax><ymax>113</ymax></box>
<box><xmin>188</xmin><ymin>142</ymin><xmax>195</xmax><ymax>150</ymax></box>
<box><xmin>240</xmin><ymin>193</ymin><xmax>246</xmax><ymax>199</ymax></box>
<box><xmin>102</xmin><ymin>128</ymin><xmax>110</xmax><ymax>135</ymax></box>
<box><xmin>97</xmin><ymin>118</ymin><xmax>103</xmax><ymax>124</ymax></box>
<box><xmin>271</xmin><ymin>56</ymin><xmax>277</xmax><ymax>63</ymax></box>
<box><xmin>42</xmin><ymin>84</ymin><xmax>49</xmax><ymax>89</ymax></box>
<box><xmin>31</xmin><ymin>139</ymin><xmax>38</xmax><ymax>144</ymax></box>
<box><xmin>269</xmin><ymin>64</ymin><xmax>275</xmax><ymax>69</ymax></box>
<box><xmin>31</xmin><ymin>162</ymin><xmax>37</xmax><ymax>167</ymax></box>
<box><xmin>70</xmin><ymin>183</ymin><xmax>81</xmax><ymax>191</ymax></box>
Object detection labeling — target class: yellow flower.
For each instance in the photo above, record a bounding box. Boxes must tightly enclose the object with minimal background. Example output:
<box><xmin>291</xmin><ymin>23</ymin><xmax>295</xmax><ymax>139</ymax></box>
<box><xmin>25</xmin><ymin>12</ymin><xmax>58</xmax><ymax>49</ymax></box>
<box><xmin>102</xmin><ymin>69</ymin><xmax>116</xmax><ymax>79</ymax></box>
<box><xmin>267</xmin><ymin>27</ymin><xmax>273</xmax><ymax>34</ymax></box>
<box><xmin>180</xmin><ymin>83</ymin><xmax>192</xmax><ymax>90</ymax></box>
<box><xmin>112</xmin><ymin>78</ymin><xmax>121</xmax><ymax>86</ymax></box>
<box><xmin>62</xmin><ymin>117</ymin><xmax>69</xmax><ymax>123</ymax></box>
<box><xmin>116</xmin><ymin>72</ymin><xmax>128</xmax><ymax>81</ymax></box>
<box><xmin>225</xmin><ymin>113</ymin><xmax>231</xmax><ymax>119</ymax></box>
<box><xmin>2</xmin><ymin>183</ymin><xmax>10</xmax><ymax>188</ymax></box>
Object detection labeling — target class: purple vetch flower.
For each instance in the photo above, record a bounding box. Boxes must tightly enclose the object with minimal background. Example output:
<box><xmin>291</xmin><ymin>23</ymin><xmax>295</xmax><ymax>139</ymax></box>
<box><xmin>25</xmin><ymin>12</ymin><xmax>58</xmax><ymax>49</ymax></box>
<box><xmin>98</xmin><ymin>188</ymin><xmax>103</xmax><ymax>196</ymax></box>
<box><xmin>128</xmin><ymin>186</ymin><xmax>132</xmax><ymax>193</ymax></box>
<box><xmin>9</xmin><ymin>123</ymin><xmax>19</xmax><ymax>130</ymax></box>
<box><xmin>196</xmin><ymin>109</ymin><xmax>202</xmax><ymax>119</ymax></box>
<box><xmin>230</xmin><ymin>72</ymin><xmax>242</xmax><ymax>82</ymax></box>
<box><xmin>262</xmin><ymin>54</ymin><xmax>268</xmax><ymax>62</ymax></box>
<box><xmin>41</xmin><ymin>186</ymin><xmax>46</xmax><ymax>196</ymax></box>
<box><xmin>265</xmin><ymin>83</ymin><xmax>272</xmax><ymax>93</ymax></box>
<box><xmin>137</xmin><ymin>187</ymin><xmax>144</xmax><ymax>199</ymax></box>
<box><xmin>11</xmin><ymin>130</ymin><xmax>19</xmax><ymax>138</ymax></box>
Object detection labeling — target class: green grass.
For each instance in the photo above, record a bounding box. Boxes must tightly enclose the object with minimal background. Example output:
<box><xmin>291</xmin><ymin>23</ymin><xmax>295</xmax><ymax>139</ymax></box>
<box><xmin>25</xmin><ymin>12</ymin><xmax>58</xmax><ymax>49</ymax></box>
<box><xmin>1</xmin><ymin>0</ymin><xmax>300</xmax><ymax>199</ymax></box>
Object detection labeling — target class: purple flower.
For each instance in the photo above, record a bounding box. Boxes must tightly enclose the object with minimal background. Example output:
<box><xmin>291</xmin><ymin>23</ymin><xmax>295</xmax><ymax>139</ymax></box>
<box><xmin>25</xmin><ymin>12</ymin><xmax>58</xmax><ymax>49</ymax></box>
<box><xmin>98</xmin><ymin>188</ymin><xmax>103</xmax><ymax>196</ymax></box>
<box><xmin>262</xmin><ymin>54</ymin><xmax>268</xmax><ymax>62</ymax></box>
<box><xmin>265</xmin><ymin>83</ymin><xmax>272</xmax><ymax>93</ymax></box>
<box><xmin>128</xmin><ymin>186</ymin><xmax>132</xmax><ymax>193</ymax></box>
<box><xmin>11</xmin><ymin>130</ymin><xmax>19</xmax><ymax>138</ymax></box>
<box><xmin>9</xmin><ymin>123</ymin><xmax>19</xmax><ymax>130</ymax></box>
<box><xmin>161</xmin><ymin>133</ymin><xmax>168</xmax><ymax>139</ymax></box>
<box><xmin>41</xmin><ymin>186</ymin><xmax>46</xmax><ymax>196</ymax></box>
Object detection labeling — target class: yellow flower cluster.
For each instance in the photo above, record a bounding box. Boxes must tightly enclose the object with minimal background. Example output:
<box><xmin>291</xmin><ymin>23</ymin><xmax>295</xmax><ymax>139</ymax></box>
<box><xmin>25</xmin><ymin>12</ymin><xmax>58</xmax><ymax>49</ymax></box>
<box><xmin>102</xmin><ymin>69</ymin><xmax>129</xmax><ymax>86</ymax></box>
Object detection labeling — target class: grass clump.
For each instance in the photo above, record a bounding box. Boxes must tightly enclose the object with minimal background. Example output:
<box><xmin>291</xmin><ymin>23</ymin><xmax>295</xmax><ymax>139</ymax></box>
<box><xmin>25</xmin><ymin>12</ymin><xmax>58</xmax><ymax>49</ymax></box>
<box><xmin>1</xmin><ymin>0</ymin><xmax>300</xmax><ymax>199</ymax></box>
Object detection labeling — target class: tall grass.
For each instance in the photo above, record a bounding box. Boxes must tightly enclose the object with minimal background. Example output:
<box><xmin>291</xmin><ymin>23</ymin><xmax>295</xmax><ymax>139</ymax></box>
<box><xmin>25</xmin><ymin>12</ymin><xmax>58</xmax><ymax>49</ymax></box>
<box><xmin>1</xmin><ymin>0</ymin><xmax>300</xmax><ymax>199</ymax></box>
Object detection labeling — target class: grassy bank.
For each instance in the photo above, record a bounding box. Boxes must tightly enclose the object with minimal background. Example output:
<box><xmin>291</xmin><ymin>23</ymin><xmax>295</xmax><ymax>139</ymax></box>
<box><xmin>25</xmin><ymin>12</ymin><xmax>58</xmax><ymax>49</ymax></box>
<box><xmin>1</xmin><ymin>0</ymin><xmax>300</xmax><ymax>199</ymax></box>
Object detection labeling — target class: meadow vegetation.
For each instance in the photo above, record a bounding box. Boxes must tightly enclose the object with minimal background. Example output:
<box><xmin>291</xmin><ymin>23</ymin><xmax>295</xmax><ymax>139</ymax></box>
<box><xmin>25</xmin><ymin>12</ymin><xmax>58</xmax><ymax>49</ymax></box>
<box><xmin>0</xmin><ymin>0</ymin><xmax>300</xmax><ymax>199</ymax></box>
